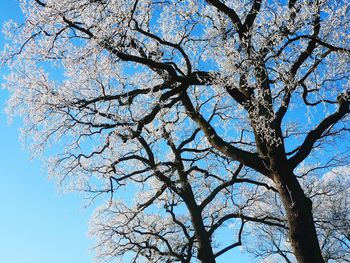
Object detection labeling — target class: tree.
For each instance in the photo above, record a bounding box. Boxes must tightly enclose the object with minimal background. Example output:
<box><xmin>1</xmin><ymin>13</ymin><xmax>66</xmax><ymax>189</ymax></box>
<box><xmin>2</xmin><ymin>0</ymin><xmax>350</xmax><ymax>262</ymax></box>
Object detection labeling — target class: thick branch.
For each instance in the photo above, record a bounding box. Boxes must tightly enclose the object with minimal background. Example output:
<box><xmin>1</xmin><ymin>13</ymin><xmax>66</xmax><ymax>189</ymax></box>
<box><xmin>181</xmin><ymin>92</ymin><xmax>269</xmax><ymax>176</ymax></box>
<box><xmin>181</xmin><ymin>92</ymin><xmax>268</xmax><ymax>176</ymax></box>
<box><xmin>204</xmin><ymin>0</ymin><xmax>243</xmax><ymax>37</ymax></box>
<box><xmin>242</xmin><ymin>0</ymin><xmax>262</xmax><ymax>37</ymax></box>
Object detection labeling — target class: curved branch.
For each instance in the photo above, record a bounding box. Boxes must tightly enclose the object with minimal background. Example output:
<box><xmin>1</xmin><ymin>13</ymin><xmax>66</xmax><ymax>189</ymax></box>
<box><xmin>204</xmin><ymin>0</ymin><xmax>243</xmax><ymax>37</ymax></box>
<box><xmin>289</xmin><ymin>95</ymin><xmax>350</xmax><ymax>169</ymax></box>
<box><xmin>209</xmin><ymin>213</ymin><xmax>287</xmax><ymax>236</ymax></box>
<box><xmin>199</xmin><ymin>164</ymin><xmax>243</xmax><ymax>210</ymax></box>
<box><xmin>181</xmin><ymin>92</ymin><xmax>269</xmax><ymax>176</ymax></box>
<box><xmin>214</xmin><ymin>219</ymin><xmax>245</xmax><ymax>258</ymax></box>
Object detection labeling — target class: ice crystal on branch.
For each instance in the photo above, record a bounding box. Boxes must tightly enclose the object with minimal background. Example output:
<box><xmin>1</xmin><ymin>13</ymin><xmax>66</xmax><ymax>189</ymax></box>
<box><xmin>2</xmin><ymin>0</ymin><xmax>350</xmax><ymax>262</ymax></box>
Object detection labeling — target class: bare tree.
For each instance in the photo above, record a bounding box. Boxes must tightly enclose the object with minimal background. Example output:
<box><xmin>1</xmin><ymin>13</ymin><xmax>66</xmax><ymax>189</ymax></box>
<box><xmin>2</xmin><ymin>0</ymin><xmax>350</xmax><ymax>262</ymax></box>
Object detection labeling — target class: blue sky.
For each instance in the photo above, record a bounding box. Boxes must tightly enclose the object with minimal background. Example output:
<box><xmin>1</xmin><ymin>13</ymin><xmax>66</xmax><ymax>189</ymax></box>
<box><xmin>0</xmin><ymin>1</ymin><xmax>252</xmax><ymax>262</ymax></box>
<box><xmin>0</xmin><ymin>1</ymin><xmax>93</xmax><ymax>262</ymax></box>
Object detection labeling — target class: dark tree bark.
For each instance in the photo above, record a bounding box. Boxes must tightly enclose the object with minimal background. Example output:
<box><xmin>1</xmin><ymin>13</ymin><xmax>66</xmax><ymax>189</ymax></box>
<box><xmin>187</xmin><ymin>202</ymin><xmax>216</xmax><ymax>263</ymax></box>
<box><xmin>269</xmin><ymin>151</ymin><xmax>325</xmax><ymax>263</ymax></box>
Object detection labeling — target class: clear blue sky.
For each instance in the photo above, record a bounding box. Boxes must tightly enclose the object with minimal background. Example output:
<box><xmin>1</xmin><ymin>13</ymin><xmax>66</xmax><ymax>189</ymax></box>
<box><xmin>0</xmin><ymin>1</ymin><xmax>93</xmax><ymax>262</ymax></box>
<box><xmin>0</xmin><ymin>1</ymin><xmax>252</xmax><ymax>262</ymax></box>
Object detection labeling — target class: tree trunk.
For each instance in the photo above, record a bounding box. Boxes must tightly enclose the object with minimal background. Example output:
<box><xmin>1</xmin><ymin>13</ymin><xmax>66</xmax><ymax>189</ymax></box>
<box><xmin>181</xmin><ymin>184</ymin><xmax>216</xmax><ymax>263</ymax></box>
<box><xmin>271</xmin><ymin>156</ymin><xmax>325</xmax><ymax>263</ymax></box>
<box><xmin>187</xmin><ymin>200</ymin><xmax>216</xmax><ymax>263</ymax></box>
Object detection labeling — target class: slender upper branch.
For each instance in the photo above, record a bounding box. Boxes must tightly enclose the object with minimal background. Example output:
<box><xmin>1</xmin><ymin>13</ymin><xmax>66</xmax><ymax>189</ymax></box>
<box><xmin>289</xmin><ymin>96</ymin><xmax>350</xmax><ymax>169</ymax></box>
<box><xmin>199</xmin><ymin>164</ymin><xmax>243</xmax><ymax>210</ymax></box>
<box><xmin>214</xmin><ymin>219</ymin><xmax>245</xmax><ymax>258</ymax></box>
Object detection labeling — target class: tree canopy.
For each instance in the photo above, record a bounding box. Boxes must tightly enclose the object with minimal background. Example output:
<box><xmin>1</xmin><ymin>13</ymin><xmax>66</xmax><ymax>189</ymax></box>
<box><xmin>2</xmin><ymin>0</ymin><xmax>350</xmax><ymax>262</ymax></box>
